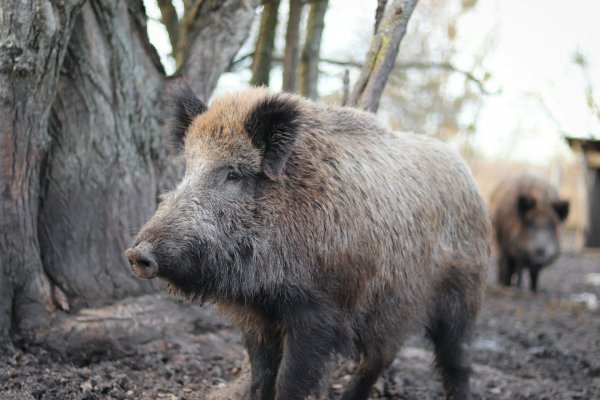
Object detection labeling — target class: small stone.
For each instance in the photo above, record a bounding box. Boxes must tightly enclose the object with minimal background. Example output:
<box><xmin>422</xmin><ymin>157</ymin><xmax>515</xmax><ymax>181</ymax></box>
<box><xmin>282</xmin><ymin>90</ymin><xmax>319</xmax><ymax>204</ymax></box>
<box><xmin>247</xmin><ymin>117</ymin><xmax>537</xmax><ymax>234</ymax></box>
<box><xmin>80</xmin><ymin>381</ymin><xmax>92</xmax><ymax>391</ymax></box>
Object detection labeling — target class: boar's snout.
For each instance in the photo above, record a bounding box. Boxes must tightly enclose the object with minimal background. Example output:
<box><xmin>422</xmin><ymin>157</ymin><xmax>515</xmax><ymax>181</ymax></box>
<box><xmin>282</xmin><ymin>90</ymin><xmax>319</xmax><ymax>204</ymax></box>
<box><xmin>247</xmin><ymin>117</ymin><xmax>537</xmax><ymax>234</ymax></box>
<box><xmin>531</xmin><ymin>243</ymin><xmax>558</xmax><ymax>267</ymax></box>
<box><xmin>125</xmin><ymin>241</ymin><xmax>158</xmax><ymax>279</ymax></box>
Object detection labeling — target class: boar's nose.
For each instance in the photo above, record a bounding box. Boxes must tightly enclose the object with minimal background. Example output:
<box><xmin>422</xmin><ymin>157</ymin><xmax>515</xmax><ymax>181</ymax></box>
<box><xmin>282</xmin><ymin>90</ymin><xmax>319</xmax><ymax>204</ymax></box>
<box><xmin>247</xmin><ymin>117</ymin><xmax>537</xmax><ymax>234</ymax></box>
<box><xmin>532</xmin><ymin>247</ymin><xmax>550</xmax><ymax>265</ymax></box>
<box><xmin>534</xmin><ymin>247</ymin><xmax>546</xmax><ymax>259</ymax></box>
<box><xmin>125</xmin><ymin>241</ymin><xmax>158</xmax><ymax>279</ymax></box>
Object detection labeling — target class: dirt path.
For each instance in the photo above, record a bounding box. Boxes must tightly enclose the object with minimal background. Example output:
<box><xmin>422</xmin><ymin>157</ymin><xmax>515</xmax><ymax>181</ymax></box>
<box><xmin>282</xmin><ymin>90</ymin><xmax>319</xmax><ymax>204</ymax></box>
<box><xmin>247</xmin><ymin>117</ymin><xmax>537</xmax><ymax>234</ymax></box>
<box><xmin>1</xmin><ymin>252</ymin><xmax>599</xmax><ymax>399</ymax></box>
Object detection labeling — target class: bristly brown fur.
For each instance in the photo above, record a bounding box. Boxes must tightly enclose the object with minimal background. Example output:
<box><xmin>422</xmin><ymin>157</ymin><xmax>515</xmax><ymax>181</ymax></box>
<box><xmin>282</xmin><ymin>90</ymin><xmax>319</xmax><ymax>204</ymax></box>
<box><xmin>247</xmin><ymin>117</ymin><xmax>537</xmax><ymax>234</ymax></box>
<box><xmin>129</xmin><ymin>84</ymin><xmax>492</xmax><ymax>400</ymax></box>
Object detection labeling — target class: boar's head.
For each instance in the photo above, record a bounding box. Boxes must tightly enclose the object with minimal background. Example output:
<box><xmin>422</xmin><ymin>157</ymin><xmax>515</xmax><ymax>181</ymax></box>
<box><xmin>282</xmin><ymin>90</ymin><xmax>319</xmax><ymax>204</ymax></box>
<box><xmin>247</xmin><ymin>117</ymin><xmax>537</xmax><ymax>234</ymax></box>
<box><xmin>515</xmin><ymin>194</ymin><xmax>569</xmax><ymax>267</ymax></box>
<box><xmin>125</xmin><ymin>81</ymin><xmax>301</xmax><ymax>301</ymax></box>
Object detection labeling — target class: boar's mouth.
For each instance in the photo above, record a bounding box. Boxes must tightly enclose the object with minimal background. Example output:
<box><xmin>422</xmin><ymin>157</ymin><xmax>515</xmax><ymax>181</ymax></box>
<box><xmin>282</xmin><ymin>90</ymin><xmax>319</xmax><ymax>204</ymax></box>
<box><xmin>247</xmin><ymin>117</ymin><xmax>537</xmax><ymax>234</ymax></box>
<box><xmin>125</xmin><ymin>238</ymin><xmax>256</xmax><ymax>300</ymax></box>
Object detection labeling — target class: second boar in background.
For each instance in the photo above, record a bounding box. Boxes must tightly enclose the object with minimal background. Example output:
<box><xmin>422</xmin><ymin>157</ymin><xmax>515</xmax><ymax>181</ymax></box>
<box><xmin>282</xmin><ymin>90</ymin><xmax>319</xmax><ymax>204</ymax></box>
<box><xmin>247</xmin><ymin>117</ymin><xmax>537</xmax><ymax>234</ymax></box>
<box><xmin>491</xmin><ymin>174</ymin><xmax>570</xmax><ymax>292</ymax></box>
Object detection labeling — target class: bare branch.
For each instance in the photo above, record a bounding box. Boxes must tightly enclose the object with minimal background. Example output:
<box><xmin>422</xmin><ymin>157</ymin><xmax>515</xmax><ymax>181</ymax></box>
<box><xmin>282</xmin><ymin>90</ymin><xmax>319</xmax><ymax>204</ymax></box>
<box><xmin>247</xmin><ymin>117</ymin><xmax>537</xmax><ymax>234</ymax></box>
<box><xmin>157</xmin><ymin>0</ymin><xmax>180</xmax><ymax>55</ymax></box>
<box><xmin>348</xmin><ymin>0</ymin><xmax>419</xmax><ymax>113</ymax></box>
<box><xmin>398</xmin><ymin>61</ymin><xmax>499</xmax><ymax>95</ymax></box>
<box><xmin>527</xmin><ymin>91</ymin><xmax>570</xmax><ymax>137</ymax></box>
<box><xmin>230</xmin><ymin>53</ymin><xmax>497</xmax><ymax>96</ymax></box>
<box><xmin>319</xmin><ymin>58</ymin><xmax>362</xmax><ymax>68</ymax></box>
<box><xmin>574</xmin><ymin>51</ymin><xmax>600</xmax><ymax>123</ymax></box>
<box><xmin>228</xmin><ymin>52</ymin><xmax>255</xmax><ymax>72</ymax></box>
<box><xmin>374</xmin><ymin>0</ymin><xmax>388</xmax><ymax>34</ymax></box>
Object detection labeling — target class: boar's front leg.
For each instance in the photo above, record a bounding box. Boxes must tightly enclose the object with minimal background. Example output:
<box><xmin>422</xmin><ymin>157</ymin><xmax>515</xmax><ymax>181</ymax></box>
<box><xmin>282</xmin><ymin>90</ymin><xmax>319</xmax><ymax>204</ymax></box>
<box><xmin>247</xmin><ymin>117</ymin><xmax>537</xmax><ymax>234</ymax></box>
<box><xmin>275</xmin><ymin>298</ymin><xmax>350</xmax><ymax>400</ymax></box>
<box><xmin>244</xmin><ymin>320</ymin><xmax>284</xmax><ymax>400</ymax></box>
<box><xmin>529</xmin><ymin>266</ymin><xmax>540</xmax><ymax>292</ymax></box>
<box><xmin>516</xmin><ymin>267</ymin><xmax>523</xmax><ymax>288</ymax></box>
<box><xmin>498</xmin><ymin>254</ymin><xmax>514</xmax><ymax>287</ymax></box>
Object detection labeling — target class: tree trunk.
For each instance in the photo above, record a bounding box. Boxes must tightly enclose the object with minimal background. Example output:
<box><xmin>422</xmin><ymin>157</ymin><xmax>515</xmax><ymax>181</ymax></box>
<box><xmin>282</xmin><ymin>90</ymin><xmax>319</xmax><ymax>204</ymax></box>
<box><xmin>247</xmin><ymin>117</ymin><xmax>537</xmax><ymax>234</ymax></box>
<box><xmin>348</xmin><ymin>0</ymin><xmax>419</xmax><ymax>113</ymax></box>
<box><xmin>282</xmin><ymin>0</ymin><xmax>304</xmax><ymax>92</ymax></box>
<box><xmin>0</xmin><ymin>0</ymin><xmax>259</xmax><ymax>347</ymax></box>
<box><xmin>0</xmin><ymin>0</ymin><xmax>86</xmax><ymax>345</ymax></box>
<box><xmin>37</xmin><ymin>1</ymin><xmax>167</xmax><ymax>315</ymax></box>
<box><xmin>251</xmin><ymin>0</ymin><xmax>281</xmax><ymax>87</ymax></box>
<box><xmin>298</xmin><ymin>0</ymin><xmax>328</xmax><ymax>99</ymax></box>
<box><xmin>341</xmin><ymin>69</ymin><xmax>350</xmax><ymax>106</ymax></box>
<box><xmin>374</xmin><ymin>0</ymin><xmax>388</xmax><ymax>34</ymax></box>
<box><xmin>158</xmin><ymin>0</ymin><xmax>180</xmax><ymax>59</ymax></box>
<box><xmin>180</xmin><ymin>0</ymin><xmax>261</xmax><ymax>99</ymax></box>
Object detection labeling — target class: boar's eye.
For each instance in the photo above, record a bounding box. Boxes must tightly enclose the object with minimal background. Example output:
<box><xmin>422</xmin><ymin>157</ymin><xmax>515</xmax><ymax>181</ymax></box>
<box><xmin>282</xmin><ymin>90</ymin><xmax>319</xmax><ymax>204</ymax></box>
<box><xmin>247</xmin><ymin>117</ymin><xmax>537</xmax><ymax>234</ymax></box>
<box><xmin>226</xmin><ymin>171</ymin><xmax>241</xmax><ymax>183</ymax></box>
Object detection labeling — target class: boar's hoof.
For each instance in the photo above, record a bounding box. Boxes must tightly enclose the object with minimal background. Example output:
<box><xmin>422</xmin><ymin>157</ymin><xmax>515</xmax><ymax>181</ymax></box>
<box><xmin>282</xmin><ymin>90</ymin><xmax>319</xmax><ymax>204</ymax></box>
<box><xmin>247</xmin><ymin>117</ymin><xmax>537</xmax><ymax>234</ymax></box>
<box><xmin>125</xmin><ymin>242</ymin><xmax>158</xmax><ymax>279</ymax></box>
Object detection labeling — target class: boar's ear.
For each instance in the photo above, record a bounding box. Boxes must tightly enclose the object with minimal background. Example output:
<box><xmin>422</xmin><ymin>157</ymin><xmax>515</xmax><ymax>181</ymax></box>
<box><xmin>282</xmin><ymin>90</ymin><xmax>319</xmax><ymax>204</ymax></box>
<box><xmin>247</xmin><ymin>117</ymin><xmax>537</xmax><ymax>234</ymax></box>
<box><xmin>552</xmin><ymin>200</ymin><xmax>570</xmax><ymax>221</ymax></box>
<box><xmin>166</xmin><ymin>80</ymin><xmax>207</xmax><ymax>154</ymax></box>
<box><xmin>517</xmin><ymin>195</ymin><xmax>536</xmax><ymax>218</ymax></box>
<box><xmin>245</xmin><ymin>95</ymin><xmax>300</xmax><ymax>180</ymax></box>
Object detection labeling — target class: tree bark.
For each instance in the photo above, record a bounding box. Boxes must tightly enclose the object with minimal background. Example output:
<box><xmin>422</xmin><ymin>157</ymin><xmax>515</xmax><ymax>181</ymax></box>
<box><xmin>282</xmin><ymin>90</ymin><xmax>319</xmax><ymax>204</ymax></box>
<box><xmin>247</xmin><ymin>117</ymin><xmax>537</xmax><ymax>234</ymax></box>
<box><xmin>298</xmin><ymin>0</ymin><xmax>328</xmax><ymax>99</ymax></box>
<box><xmin>374</xmin><ymin>0</ymin><xmax>388</xmax><ymax>34</ymax></box>
<box><xmin>0</xmin><ymin>0</ymin><xmax>86</xmax><ymax>345</ymax></box>
<box><xmin>282</xmin><ymin>0</ymin><xmax>304</xmax><ymax>92</ymax></box>
<box><xmin>341</xmin><ymin>69</ymin><xmax>350</xmax><ymax>106</ymax></box>
<box><xmin>348</xmin><ymin>0</ymin><xmax>419</xmax><ymax>113</ymax></box>
<box><xmin>250</xmin><ymin>0</ymin><xmax>281</xmax><ymax>87</ymax></box>
<box><xmin>0</xmin><ymin>0</ymin><xmax>259</xmax><ymax>347</ymax></box>
<box><xmin>158</xmin><ymin>0</ymin><xmax>180</xmax><ymax>58</ymax></box>
<box><xmin>37</xmin><ymin>0</ymin><xmax>167</xmax><ymax>315</ymax></box>
<box><xmin>182</xmin><ymin>0</ymin><xmax>261</xmax><ymax>99</ymax></box>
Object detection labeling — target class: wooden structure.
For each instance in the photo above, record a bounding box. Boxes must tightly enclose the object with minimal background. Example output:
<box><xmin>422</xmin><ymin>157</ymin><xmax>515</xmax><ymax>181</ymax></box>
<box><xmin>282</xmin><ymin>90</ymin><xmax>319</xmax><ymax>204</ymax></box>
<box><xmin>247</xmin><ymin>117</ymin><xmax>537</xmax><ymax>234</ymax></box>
<box><xmin>565</xmin><ymin>136</ymin><xmax>600</xmax><ymax>247</ymax></box>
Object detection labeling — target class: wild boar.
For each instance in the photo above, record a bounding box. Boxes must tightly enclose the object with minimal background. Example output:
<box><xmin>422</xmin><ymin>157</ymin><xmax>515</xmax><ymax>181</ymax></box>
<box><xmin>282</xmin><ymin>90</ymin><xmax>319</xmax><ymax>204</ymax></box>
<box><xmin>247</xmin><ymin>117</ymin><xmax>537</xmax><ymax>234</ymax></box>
<box><xmin>125</xmin><ymin>81</ymin><xmax>491</xmax><ymax>400</ymax></box>
<box><xmin>491</xmin><ymin>174</ymin><xmax>569</xmax><ymax>292</ymax></box>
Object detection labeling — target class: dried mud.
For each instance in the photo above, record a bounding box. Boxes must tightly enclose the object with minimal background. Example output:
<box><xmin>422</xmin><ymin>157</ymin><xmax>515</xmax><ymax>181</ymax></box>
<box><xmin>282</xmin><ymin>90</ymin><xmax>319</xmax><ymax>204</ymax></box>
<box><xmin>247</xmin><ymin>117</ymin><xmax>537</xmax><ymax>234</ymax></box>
<box><xmin>1</xmin><ymin>252</ymin><xmax>599</xmax><ymax>399</ymax></box>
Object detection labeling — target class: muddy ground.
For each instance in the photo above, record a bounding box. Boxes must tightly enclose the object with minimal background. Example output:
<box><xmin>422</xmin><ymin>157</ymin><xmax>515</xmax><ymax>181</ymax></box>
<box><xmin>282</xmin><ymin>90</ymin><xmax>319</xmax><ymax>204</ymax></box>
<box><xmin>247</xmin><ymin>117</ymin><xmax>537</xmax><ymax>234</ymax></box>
<box><xmin>1</xmin><ymin>251</ymin><xmax>599</xmax><ymax>399</ymax></box>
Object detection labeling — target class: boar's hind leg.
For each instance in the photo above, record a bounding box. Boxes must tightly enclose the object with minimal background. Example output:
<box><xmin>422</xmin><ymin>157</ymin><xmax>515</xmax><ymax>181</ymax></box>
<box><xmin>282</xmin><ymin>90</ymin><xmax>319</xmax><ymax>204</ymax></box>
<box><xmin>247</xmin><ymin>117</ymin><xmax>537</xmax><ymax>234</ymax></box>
<box><xmin>244</xmin><ymin>324</ymin><xmax>283</xmax><ymax>400</ymax></box>
<box><xmin>275</xmin><ymin>299</ymin><xmax>350</xmax><ymax>400</ymax></box>
<box><xmin>427</xmin><ymin>273</ymin><xmax>476</xmax><ymax>400</ymax></box>
<box><xmin>339</xmin><ymin>344</ymin><xmax>397</xmax><ymax>400</ymax></box>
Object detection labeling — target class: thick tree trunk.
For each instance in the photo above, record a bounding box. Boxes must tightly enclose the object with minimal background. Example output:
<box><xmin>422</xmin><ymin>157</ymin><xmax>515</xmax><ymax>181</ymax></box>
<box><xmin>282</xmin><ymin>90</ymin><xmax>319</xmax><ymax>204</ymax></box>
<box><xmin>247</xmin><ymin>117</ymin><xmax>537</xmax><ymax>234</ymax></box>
<box><xmin>282</xmin><ymin>0</ymin><xmax>304</xmax><ymax>92</ymax></box>
<box><xmin>0</xmin><ymin>0</ymin><xmax>86</xmax><ymax>345</ymax></box>
<box><xmin>348</xmin><ymin>0</ymin><xmax>419</xmax><ymax>113</ymax></box>
<box><xmin>37</xmin><ymin>1</ymin><xmax>167</xmax><ymax>315</ymax></box>
<box><xmin>298</xmin><ymin>0</ymin><xmax>328</xmax><ymax>99</ymax></box>
<box><xmin>250</xmin><ymin>0</ymin><xmax>281</xmax><ymax>87</ymax></box>
<box><xmin>0</xmin><ymin>0</ymin><xmax>259</xmax><ymax>347</ymax></box>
